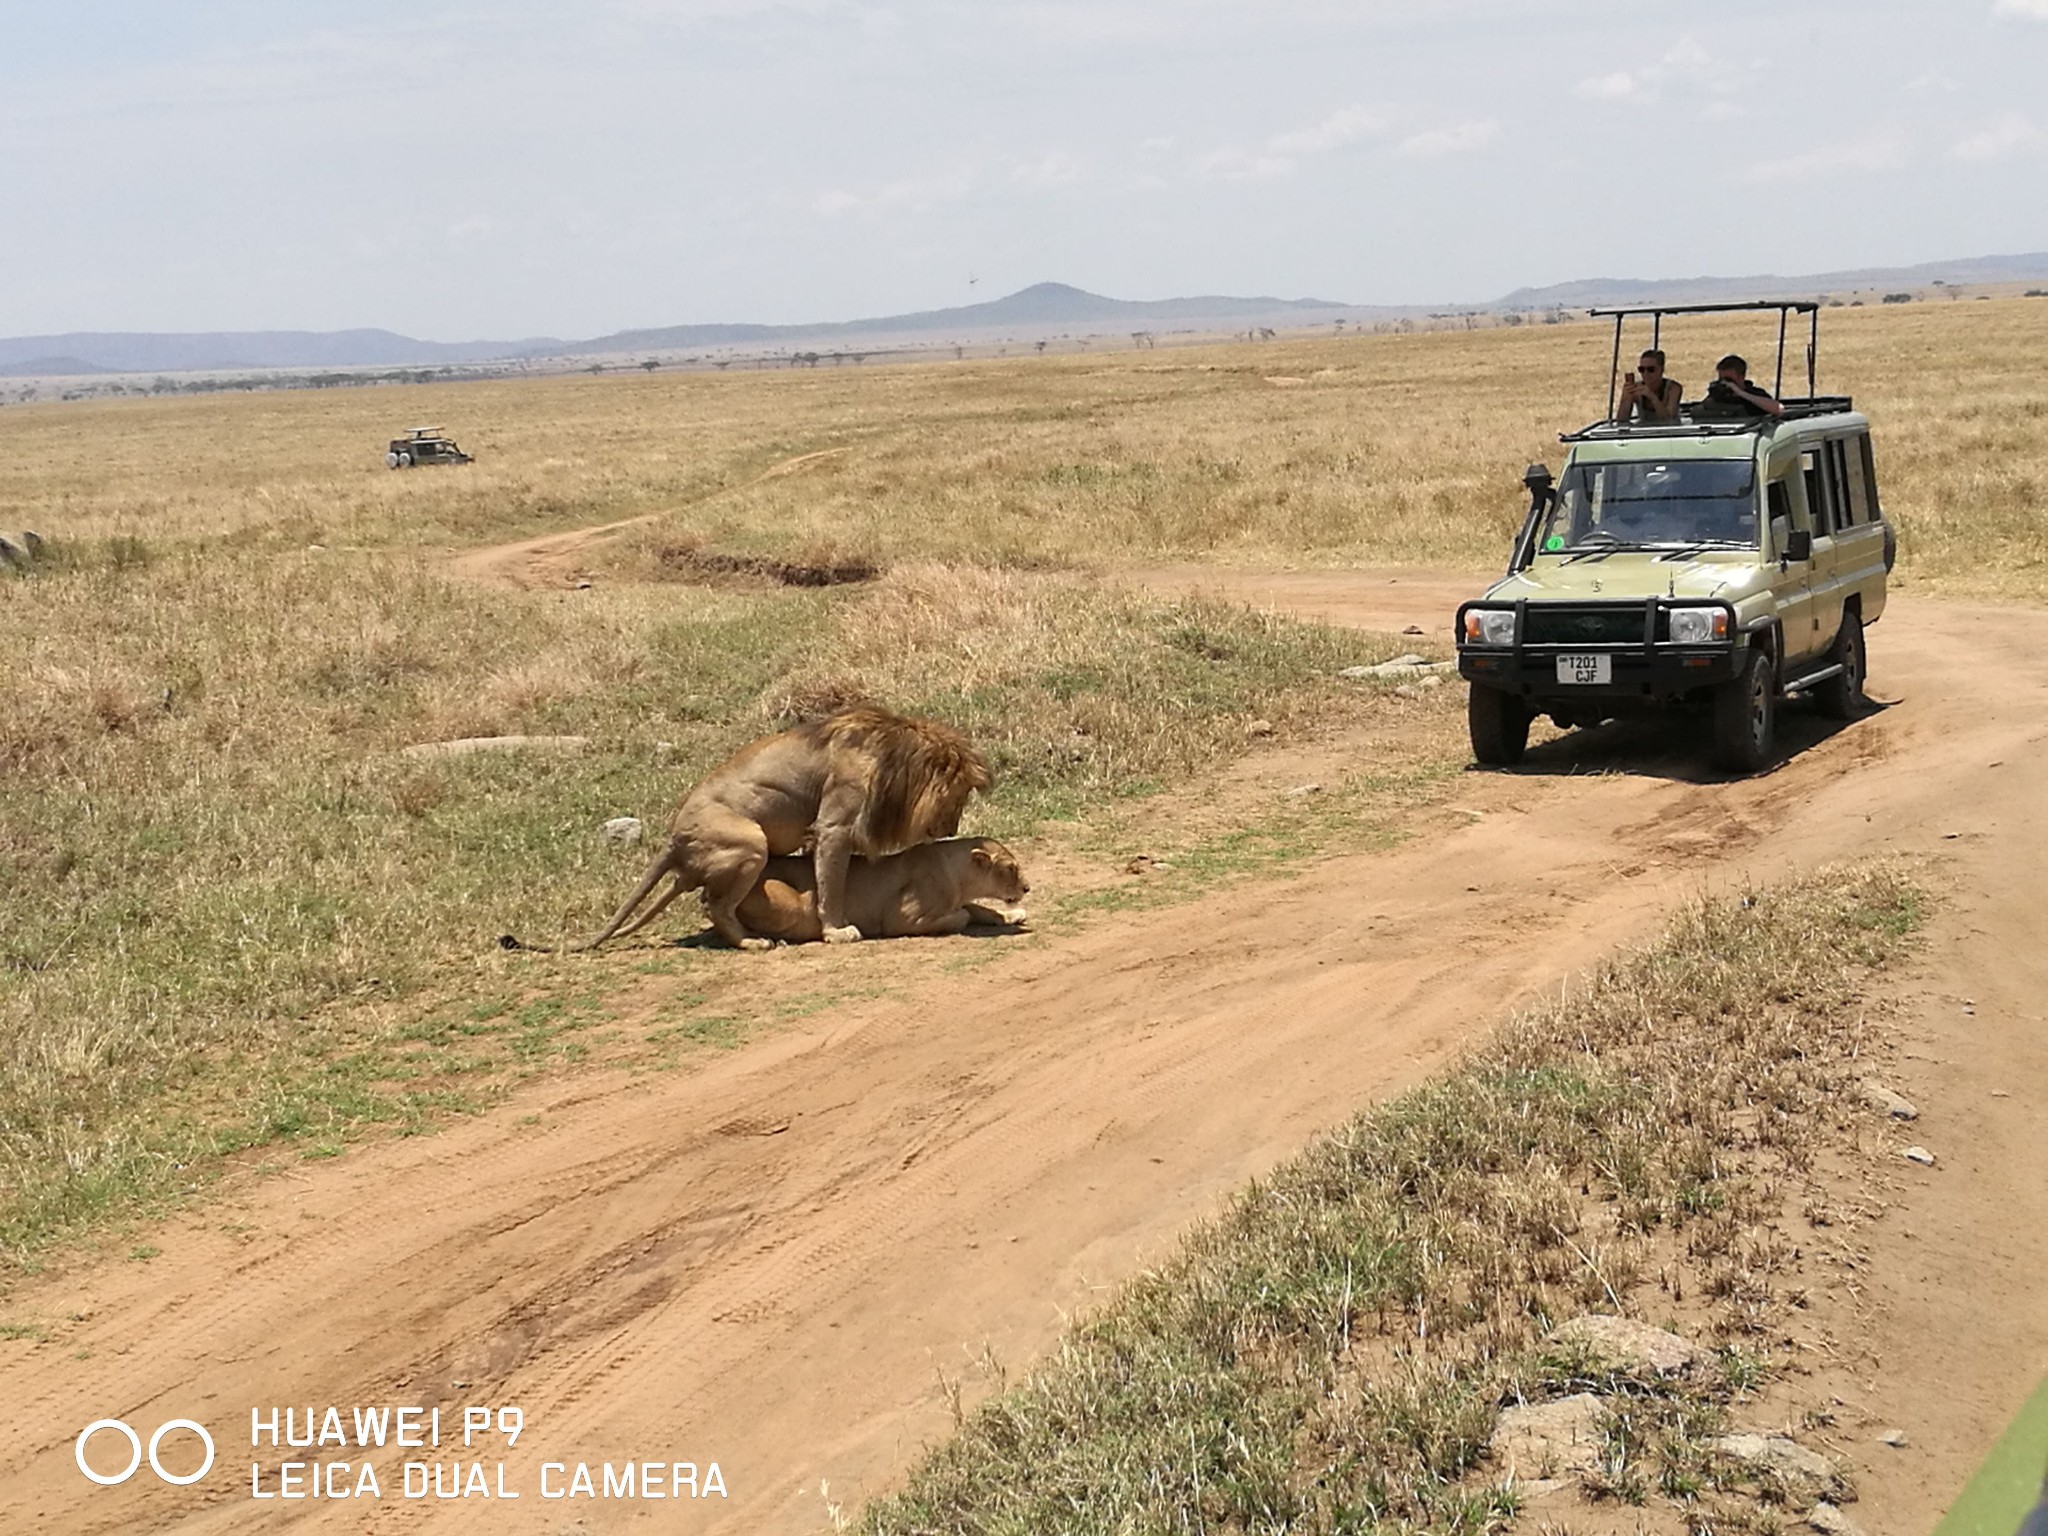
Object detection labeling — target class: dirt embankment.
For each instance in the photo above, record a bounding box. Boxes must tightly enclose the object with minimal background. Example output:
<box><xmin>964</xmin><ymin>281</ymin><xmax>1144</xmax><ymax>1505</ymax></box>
<box><xmin>2</xmin><ymin>578</ymin><xmax>2043</xmax><ymax>1535</ymax></box>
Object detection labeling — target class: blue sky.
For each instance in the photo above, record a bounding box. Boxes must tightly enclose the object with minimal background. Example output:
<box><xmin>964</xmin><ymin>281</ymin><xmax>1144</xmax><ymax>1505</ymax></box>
<box><xmin>3</xmin><ymin>0</ymin><xmax>2044</xmax><ymax>338</ymax></box>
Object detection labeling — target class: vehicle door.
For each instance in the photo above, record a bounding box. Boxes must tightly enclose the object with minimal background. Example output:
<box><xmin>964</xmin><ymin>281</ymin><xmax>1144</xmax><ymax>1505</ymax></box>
<box><xmin>1765</xmin><ymin>469</ymin><xmax>1819</xmax><ymax>663</ymax></box>
<box><xmin>1799</xmin><ymin>441</ymin><xmax>1847</xmax><ymax>659</ymax></box>
<box><xmin>1832</xmin><ymin>429</ymin><xmax>1889</xmax><ymax>622</ymax></box>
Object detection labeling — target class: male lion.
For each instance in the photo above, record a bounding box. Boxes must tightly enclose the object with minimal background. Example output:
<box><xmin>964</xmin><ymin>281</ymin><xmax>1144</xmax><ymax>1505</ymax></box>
<box><xmin>735</xmin><ymin>837</ymin><xmax>1029</xmax><ymax>943</ymax></box>
<box><xmin>506</xmin><ymin>706</ymin><xmax>990</xmax><ymax>951</ymax></box>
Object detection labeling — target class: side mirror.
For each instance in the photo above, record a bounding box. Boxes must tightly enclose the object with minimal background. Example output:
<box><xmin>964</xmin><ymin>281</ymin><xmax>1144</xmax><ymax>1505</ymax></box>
<box><xmin>1785</xmin><ymin>528</ymin><xmax>1813</xmax><ymax>563</ymax></box>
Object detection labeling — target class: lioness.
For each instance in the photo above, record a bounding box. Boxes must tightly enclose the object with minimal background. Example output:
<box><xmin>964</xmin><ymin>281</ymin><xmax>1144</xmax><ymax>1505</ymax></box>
<box><xmin>505</xmin><ymin>706</ymin><xmax>990</xmax><ymax>951</ymax></box>
<box><xmin>736</xmin><ymin>837</ymin><xmax>1029</xmax><ymax>943</ymax></box>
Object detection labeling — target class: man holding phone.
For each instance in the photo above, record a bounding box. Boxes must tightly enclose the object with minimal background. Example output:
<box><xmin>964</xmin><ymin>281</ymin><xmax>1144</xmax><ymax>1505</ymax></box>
<box><xmin>1616</xmin><ymin>348</ymin><xmax>1683</xmax><ymax>424</ymax></box>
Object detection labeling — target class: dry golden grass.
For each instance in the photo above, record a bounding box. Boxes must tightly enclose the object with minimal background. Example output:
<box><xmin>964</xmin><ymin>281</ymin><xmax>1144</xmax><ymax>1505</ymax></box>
<box><xmin>5</xmin><ymin>296</ymin><xmax>2043</xmax><ymax>590</ymax></box>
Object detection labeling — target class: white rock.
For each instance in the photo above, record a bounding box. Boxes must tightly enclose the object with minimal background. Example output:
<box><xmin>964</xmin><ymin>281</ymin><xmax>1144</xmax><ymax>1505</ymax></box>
<box><xmin>1286</xmin><ymin>783</ymin><xmax>1323</xmax><ymax>797</ymax></box>
<box><xmin>1860</xmin><ymin>1082</ymin><xmax>1918</xmax><ymax>1120</ymax></box>
<box><xmin>1551</xmin><ymin>1314</ymin><xmax>1697</xmax><ymax>1376</ymax></box>
<box><xmin>1902</xmin><ymin>1146</ymin><xmax>1937</xmax><ymax>1166</ymax></box>
<box><xmin>601</xmin><ymin>816</ymin><xmax>645</xmax><ymax>845</ymax></box>
<box><xmin>1490</xmin><ymin>1394</ymin><xmax>1606</xmax><ymax>1482</ymax></box>
<box><xmin>400</xmin><ymin>735</ymin><xmax>591</xmax><ymax>759</ymax></box>
<box><xmin>1712</xmin><ymin>1434</ymin><xmax>1844</xmax><ymax>1501</ymax></box>
<box><xmin>1810</xmin><ymin>1500</ymin><xmax>1870</xmax><ymax>1536</ymax></box>
<box><xmin>1878</xmin><ymin>1428</ymin><xmax>1910</xmax><ymax>1448</ymax></box>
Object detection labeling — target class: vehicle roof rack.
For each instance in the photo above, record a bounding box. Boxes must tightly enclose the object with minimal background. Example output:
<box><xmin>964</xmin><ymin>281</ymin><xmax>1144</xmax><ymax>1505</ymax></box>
<box><xmin>1559</xmin><ymin>392</ymin><xmax>1857</xmax><ymax>442</ymax></box>
<box><xmin>1592</xmin><ymin>298</ymin><xmax>1822</xmax><ymax>422</ymax></box>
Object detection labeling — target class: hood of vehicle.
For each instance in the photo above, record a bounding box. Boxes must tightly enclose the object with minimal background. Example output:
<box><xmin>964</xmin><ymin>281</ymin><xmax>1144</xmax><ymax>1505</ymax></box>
<box><xmin>1483</xmin><ymin>553</ymin><xmax>1766</xmax><ymax>604</ymax></box>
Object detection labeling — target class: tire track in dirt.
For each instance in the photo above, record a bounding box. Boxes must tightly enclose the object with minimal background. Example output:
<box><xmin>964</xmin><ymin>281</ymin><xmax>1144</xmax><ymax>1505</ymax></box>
<box><xmin>443</xmin><ymin>446</ymin><xmax>848</xmax><ymax>590</ymax></box>
<box><xmin>3</xmin><ymin>584</ymin><xmax>2044</xmax><ymax>1535</ymax></box>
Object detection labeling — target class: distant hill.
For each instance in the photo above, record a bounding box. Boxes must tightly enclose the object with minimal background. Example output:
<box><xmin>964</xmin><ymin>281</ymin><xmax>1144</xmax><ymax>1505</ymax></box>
<box><xmin>0</xmin><ymin>328</ymin><xmax>565</xmax><ymax>375</ymax></box>
<box><xmin>7</xmin><ymin>258</ymin><xmax>2044</xmax><ymax>377</ymax></box>
<box><xmin>576</xmin><ymin>282</ymin><xmax>1351</xmax><ymax>353</ymax></box>
<box><xmin>0</xmin><ymin>355</ymin><xmax>112</xmax><ymax>377</ymax></box>
<box><xmin>1494</xmin><ymin>252</ymin><xmax>2048</xmax><ymax>310</ymax></box>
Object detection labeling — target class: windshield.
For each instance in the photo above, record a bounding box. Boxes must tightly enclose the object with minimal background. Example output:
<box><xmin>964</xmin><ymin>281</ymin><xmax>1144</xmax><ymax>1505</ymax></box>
<box><xmin>1538</xmin><ymin>459</ymin><xmax>1758</xmax><ymax>551</ymax></box>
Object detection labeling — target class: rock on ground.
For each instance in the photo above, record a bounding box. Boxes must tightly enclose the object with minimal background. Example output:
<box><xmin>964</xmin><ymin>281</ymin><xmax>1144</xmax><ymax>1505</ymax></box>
<box><xmin>1490</xmin><ymin>1393</ymin><xmax>1606</xmax><ymax>1482</ymax></box>
<box><xmin>400</xmin><ymin>735</ymin><xmax>592</xmax><ymax>759</ymax></box>
<box><xmin>602</xmin><ymin>816</ymin><xmax>645</xmax><ymax>845</ymax></box>
<box><xmin>1859</xmin><ymin>1081</ymin><xmax>1919</xmax><ymax>1120</ymax></box>
<box><xmin>1550</xmin><ymin>1313</ymin><xmax>1697</xmax><ymax>1376</ymax></box>
<box><xmin>1810</xmin><ymin>1500</ymin><xmax>1870</xmax><ymax>1536</ymax></box>
<box><xmin>1712</xmin><ymin>1434</ymin><xmax>1846</xmax><ymax>1502</ymax></box>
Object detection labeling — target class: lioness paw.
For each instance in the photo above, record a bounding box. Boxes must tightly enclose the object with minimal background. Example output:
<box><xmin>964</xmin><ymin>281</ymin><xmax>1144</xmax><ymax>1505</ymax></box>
<box><xmin>738</xmin><ymin>936</ymin><xmax>774</xmax><ymax>952</ymax></box>
<box><xmin>821</xmin><ymin>924</ymin><xmax>864</xmax><ymax>945</ymax></box>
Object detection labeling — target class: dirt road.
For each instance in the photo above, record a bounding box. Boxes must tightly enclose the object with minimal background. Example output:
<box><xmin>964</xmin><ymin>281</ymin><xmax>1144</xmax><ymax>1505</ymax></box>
<box><xmin>4</xmin><ymin>575</ymin><xmax>2043</xmax><ymax>1535</ymax></box>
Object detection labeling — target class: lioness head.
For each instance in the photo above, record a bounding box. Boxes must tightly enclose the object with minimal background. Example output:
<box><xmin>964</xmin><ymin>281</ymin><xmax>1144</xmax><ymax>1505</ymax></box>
<box><xmin>967</xmin><ymin>839</ymin><xmax>1029</xmax><ymax>902</ymax></box>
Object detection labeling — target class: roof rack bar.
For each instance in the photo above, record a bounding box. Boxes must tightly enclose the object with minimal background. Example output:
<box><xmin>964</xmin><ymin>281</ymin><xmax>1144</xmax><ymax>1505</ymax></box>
<box><xmin>1809</xmin><ymin>307</ymin><xmax>1818</xmax><ymax>399</ymax></box>
<box><xmin>1609</xmin><ymin>313</ymin><xmax>1624</xmax><ymax>421</ymax></box>
<box><xmin>1774</xmin><ymin>307</ymin><xmax>1788</xmax><ymax>398</ymax></box>
<box><xmin>1588</xmin><ymin>299</ymin><xmax>1822</xmax><ymax>318</ymax></box>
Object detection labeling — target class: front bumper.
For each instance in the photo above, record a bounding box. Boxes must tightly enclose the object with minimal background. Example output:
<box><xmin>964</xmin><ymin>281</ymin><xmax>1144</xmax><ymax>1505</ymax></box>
<box><xmin>1456</xmin><ymin>598</ymin><xmax>1744</xmax><ymax>703</ymax></box>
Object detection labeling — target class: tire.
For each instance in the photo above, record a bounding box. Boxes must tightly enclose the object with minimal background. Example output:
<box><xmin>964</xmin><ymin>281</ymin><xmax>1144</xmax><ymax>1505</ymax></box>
<box><xmin>1816</xmin><ymin>608</ymin><xmax>1866</xmax><ymax>720</ymax></box>
<box><xmin>398</xmin><ymin>451</ymin><xmax>413</xmax><ymax>468</ymax></box>
<box><xmin>1712</xmin><ymin>647</ymin><xmax>1776</xmax><ymax>774</ymax></box>
<box><xmin>385</xmin><ymin>452</ymin><xmax>401</xmax><ymax>469</ymax></box>
<box><xmin>1468</xmin><ymin>683</ymin><xmax>1531</xmax><ymax>766</ymax></box>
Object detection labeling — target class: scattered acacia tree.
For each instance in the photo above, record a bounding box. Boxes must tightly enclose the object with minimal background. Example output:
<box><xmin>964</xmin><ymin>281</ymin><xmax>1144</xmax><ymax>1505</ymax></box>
<box><xmin>642</xmin><ymin>358</ymin><xmax>660</xmax><ymax>372</ymax></box>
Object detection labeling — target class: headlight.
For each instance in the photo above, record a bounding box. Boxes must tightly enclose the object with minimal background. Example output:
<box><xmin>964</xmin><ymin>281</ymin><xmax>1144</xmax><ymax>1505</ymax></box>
<box><xmin>1463</xmin><ymin>609</ymin><xmax>1517</xmax><ymax>646</ymax></box>
<box><xmin>1667</xmin><ymin>607</ymin><xmax>1730</xmax><ymax>645</ymax></box>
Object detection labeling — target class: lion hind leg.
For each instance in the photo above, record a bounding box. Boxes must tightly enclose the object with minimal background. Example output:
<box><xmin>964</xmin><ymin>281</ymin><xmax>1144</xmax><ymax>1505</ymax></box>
<box><xmin>695</xmin><ymin>815</ymin><xmax>773</xmax><ymax>949</ymax></box>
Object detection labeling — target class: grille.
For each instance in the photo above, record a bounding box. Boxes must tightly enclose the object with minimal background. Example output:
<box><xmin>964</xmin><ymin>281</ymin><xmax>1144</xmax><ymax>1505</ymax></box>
<box><xmin>1523</xmin><ymin>605</ymin><xmax>1648</xmax><ymax>646</ymax></box>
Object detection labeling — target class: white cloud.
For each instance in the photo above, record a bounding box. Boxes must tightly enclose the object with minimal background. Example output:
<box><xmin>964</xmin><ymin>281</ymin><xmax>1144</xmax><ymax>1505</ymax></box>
<box><xmin>814</xmin><ymin>168</ymin><xmax>975</xmax><ymax>217</ymax></box>
<box><xmin>1011</xmin><ymin>151</ymin><xmax>1087</xmax><ymax>188</ymax></box>
<box><xmin>1573</xmin><ymin>35</ymin><xmax>1754</xmax><ymax>107</ymax></box>
<box><xmin>1396</xmin><ymin>119</ymin><xmax>1499</xmax><ymax>159</ymax></box>
<box><xmin>1268</xmin><ymin>104</ymin><xmax>1390</xmax><ymax>155</ymax></box>
<box><xmin>1190</xmin><ymin>147</ymin><xmax>1297</xmax><ymax>182</ymax></box>
<box><xmin>1742</xmin><ymin>133</ymin><xmax>1908</xmax><ymax>183</ymax></box>
<box><xmin>1190</xmin><ymin>101</ymin><xmax>1388</xmax><ymax>183</ymax></box>
<box><xmin>1993</xmin><ymin>0</ymin><xmax>2048</xmax><ymax>17</ymax></box>
<box><xmin>1575</xmin><ymin>71</ymin><xmax>1641</xmax><ymax>101</ymax></box>
<box><xmin>1950</xmin><ymin>113</ymin><xmax>2043</xmax><ymax>160</ymax></box>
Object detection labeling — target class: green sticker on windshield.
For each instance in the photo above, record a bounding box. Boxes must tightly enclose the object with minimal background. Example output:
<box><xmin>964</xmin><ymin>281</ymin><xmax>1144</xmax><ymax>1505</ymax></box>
<box><xmin>1543</xmin><ymin>534</ymin><xmax>1566</xmax><ymax>551</ymax></box>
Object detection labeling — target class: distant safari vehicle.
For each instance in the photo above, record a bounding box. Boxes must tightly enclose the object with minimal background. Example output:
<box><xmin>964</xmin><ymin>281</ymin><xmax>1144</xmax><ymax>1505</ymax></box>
<box><xmin>385</xmin><ymin>427</ymin><xmax>473</xmax><ymax>469</ymax></box>
<box><xmin>1456</xmin><ymin>300</ymin><xmax>1895</xmax><ymax>774</ymax></box>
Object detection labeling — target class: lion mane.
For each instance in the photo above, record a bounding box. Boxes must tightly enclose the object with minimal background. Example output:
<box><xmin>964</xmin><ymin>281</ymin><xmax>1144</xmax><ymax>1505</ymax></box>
<box><xmin>502</xmin><ymin>705</ymin><xmax>991</xmax><ymax>952</ymax></box>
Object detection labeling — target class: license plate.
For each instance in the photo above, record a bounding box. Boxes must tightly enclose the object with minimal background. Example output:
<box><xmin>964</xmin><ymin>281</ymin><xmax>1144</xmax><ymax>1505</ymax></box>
<box><xmin>1556</xmin><ymin>653</ymin><xmax>1612</xmax><ymax>685</ymax></box>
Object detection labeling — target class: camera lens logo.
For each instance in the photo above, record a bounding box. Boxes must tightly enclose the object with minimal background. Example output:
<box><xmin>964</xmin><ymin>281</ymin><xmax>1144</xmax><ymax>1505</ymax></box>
<box><xmin>75</xmin><ymin>1419</ymin><xmax>215</xmax><ymax>1486</ymax></box>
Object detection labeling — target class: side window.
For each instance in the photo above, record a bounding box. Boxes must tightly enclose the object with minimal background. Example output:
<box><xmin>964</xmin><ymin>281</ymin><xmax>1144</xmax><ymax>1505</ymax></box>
<box><xmin>1801</xmin><ymin>448</ymin><xmax>1837</xmax><ymax>536</ymax></box>
<box><xmin>1825</xmin><ymin>439</ymin><xmax>1856</xmax><ymax>526</ymax></box>
<box><xmin>1856</xmin><ymin>433</ymin><xmax>1883</xmax><ymax>522</ymax></box>
<box><xmin>1767</xmin><ymin>476</ymin><xmax>1794</xmax><ymax>534</ymax></box>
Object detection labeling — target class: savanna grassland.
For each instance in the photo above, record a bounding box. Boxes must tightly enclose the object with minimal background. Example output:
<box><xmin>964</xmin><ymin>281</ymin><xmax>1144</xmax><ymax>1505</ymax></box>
<box><xmin>0</xmin><ymin>297</ymin><xmax>2042</xmax><ymax>1267</ymax></box>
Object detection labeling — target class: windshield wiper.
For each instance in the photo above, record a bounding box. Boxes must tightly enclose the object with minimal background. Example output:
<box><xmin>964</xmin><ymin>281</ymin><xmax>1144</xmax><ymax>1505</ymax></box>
<box><xmin>1558</xmin><ymin>541</ymin><xmax>1652</xmax><ymax>565</ymax></box>
<box><xmin>1653</xmin><ymin>540</ymin><xmax>1752</xmax><ymax>561</ymax></box>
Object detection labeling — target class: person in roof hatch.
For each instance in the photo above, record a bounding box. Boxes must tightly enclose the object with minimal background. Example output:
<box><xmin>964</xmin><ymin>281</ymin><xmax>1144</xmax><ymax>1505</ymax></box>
<box><xmin>1615</xmin><ymin>348</ymin><xmax>1683</xmax><ymax>424</ymax></box>
<box><xmin>1703</xmin><ymin>354</ymin><xmax>1785</xmax><ymax>418</ymax></box>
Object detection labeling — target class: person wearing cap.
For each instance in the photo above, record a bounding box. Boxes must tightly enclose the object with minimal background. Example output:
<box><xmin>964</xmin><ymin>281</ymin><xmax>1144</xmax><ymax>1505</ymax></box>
<box><xmin>1615</xmin><ymin>348</ymin><xmax>1683</xmax><ymax>424</ymax></box>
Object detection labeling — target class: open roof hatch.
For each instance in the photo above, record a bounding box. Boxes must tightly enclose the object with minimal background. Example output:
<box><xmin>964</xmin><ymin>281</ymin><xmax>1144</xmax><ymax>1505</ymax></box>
<box><xmin>1561</xmin><ymin>299</ymin><xmax>1853</xmax><ymax>442</ymax></box>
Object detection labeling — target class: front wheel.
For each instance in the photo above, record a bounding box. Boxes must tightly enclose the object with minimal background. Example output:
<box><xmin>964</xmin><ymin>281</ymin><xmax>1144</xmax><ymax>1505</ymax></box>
<box><xmin>385</xmin><ymin>452</ymin><xmax>402</xmax><ymax>469</ymax></box>
<box><xmin>1816</xmin><ymin>609</ymin><xmax>1866</xmax><ymax>720</ymax></box>
<box><xmin>1712</xmin><ymin>647</ymin><xmax>1776</xmax><ymax>774</ymax></box>
<box><xmin>1468</xmin><ymin>683</ymin><xmax>1530</xmax><ymax>766</ymax></box>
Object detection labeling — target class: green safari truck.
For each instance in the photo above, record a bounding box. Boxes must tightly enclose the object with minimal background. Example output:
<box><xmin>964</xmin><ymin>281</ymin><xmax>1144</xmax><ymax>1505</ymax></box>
<box><xmin>1456</xmin><ymin>300</ymin><xmax>1895</xmax><ymax>774</ymax></box>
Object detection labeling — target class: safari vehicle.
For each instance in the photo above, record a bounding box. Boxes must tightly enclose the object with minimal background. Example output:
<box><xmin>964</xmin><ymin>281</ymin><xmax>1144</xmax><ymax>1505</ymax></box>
<box><xmin>384</xmin><ymin>427</ymin><xmax>473</xmax><ymax>468</ymax></box>
<box><xmin>1456</xmin><ymin>300</ymin><xmax>1895</xmax><ymax>774</ymax></box>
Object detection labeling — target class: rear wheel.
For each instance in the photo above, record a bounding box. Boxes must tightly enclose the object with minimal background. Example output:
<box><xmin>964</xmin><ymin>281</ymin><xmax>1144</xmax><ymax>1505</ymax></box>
<box><xmin>1468</xmin><ymin>684</ymin><xmax>1531</xmax><ymax>766</ymax></box>
<box><xmin>385</xmin><ymin>451</ymin><xmax>401</xmax><ymax>469</ymax></box>
<box><xmin>397</xmin><ymin>451</ymin><xmax>413</xmax><ymax>468</ymax></box>
<box><xmin>1816</xmin><ymin>609</ymin><xmax>1866</xmax><ymax>720</ymax></box>
<box><xmin>1712</xmin><ymin>647</ymin><xmax>1776</xmax><ymax>774</ymax></box>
